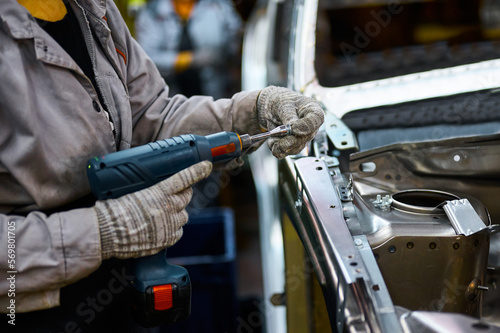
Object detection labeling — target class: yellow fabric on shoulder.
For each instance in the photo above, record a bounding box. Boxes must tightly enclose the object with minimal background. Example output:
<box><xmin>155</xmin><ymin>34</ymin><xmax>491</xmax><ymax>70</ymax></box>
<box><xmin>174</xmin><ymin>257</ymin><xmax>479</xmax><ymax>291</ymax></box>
<box><xmin>18</xmin><ymin>0</ymin><xmax>67</xmax><ymax>22</ymax></box>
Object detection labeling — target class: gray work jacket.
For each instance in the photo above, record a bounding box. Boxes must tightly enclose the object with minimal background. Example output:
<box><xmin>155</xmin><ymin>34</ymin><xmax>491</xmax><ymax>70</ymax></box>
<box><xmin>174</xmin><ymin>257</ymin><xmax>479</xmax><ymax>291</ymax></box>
<box><xmin>0</xmin><ymin>0</ymin><xmax>260</xmax><ymax>312</ymax></box>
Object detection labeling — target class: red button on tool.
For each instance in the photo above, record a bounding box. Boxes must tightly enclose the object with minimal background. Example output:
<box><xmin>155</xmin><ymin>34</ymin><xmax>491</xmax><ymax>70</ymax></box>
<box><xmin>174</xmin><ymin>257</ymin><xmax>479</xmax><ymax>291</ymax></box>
<box><xmin>153</xmin><ymin>284</ymin><xmax>173</xmax><ymax>310</ymax></box>
<box><xmin>211</xmin><ymin>143</ymin><xmax>236</xmax><ymax>157</ymax></box>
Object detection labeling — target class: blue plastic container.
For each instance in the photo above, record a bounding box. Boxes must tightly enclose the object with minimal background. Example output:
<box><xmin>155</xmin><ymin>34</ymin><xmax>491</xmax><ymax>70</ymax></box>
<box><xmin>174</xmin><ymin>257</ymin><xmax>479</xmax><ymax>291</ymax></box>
<box><xmin>161</xmin><ymin>207</ymin><xmax>238</xmax><ymax>333</ymax></box>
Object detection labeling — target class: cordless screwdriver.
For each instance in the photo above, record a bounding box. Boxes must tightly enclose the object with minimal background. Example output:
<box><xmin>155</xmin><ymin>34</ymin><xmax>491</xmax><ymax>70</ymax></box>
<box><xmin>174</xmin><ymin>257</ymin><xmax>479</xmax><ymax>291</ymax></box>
<box><xmin>86</xmin><ymin>125</ymin><xmax>292</xmax><ymax>327</ymax></box>
<box><xmin>87</xmin><ymin>124</ymin><xmax>291</xmax><ymax>200</ymax></box>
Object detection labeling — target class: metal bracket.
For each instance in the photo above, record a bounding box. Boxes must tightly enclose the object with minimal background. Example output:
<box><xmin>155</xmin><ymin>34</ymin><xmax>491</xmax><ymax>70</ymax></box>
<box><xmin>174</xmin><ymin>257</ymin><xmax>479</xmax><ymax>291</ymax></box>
<box><xmin>337</xmin><ymin>174</ymin><xmax>354</xmax><ymax>202</ymax></box>
<box><xmin>323</xmin><ymin>110</ymin><xmax>359</xmax><ymax>151</ymax></box>
<box><xmin>443</xmin><ymin>199</ymin><xmax>488</xmax><ymax>236</ymax></box>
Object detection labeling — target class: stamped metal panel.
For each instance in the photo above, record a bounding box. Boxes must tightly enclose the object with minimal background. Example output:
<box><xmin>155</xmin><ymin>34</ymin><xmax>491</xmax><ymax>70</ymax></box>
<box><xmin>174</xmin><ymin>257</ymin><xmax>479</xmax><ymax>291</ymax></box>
<box><xmin>291</xmin><ymin>156</ymin><xmax>402</xmax><ymax>333</ymax></box>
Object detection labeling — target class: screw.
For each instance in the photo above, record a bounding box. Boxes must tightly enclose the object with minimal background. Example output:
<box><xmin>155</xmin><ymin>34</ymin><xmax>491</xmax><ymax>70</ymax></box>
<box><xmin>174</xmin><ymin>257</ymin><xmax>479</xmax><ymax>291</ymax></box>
<box><xmin>373</xmin><ymin>194</ymin><xmax>392</xmax><ymax>210</ymax></box>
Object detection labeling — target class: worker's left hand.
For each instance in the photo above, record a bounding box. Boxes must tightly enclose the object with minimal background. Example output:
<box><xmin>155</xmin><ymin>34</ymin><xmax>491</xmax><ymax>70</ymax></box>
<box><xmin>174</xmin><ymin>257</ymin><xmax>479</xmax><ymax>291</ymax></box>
<box><xmin>257</xmin><ymin>86</ymin><xmax>325</xmax><ymax>159</ymax></box>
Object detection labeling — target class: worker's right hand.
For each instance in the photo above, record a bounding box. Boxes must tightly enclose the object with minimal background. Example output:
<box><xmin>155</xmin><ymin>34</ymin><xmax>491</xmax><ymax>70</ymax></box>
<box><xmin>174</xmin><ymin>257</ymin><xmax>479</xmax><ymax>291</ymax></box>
<box><xmin>256</xmin><ymin>86</ymin><xmax>325</xmax><ymax>159</ymax></box>
<box><xmin>94</xmin><ymin>161</ymin><xmax>213</xmax><ymax>260</ymax></box>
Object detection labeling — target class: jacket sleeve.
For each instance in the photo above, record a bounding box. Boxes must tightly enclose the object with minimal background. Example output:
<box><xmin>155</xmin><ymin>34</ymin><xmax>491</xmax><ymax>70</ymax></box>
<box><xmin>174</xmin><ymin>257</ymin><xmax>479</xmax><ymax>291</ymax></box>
<box><xmin>105</xmin><ymin>2</ymin><xmax>262</xmax><ymax>147</ymax></box>
<box><xmin>0</xmin><ymin>208</ymin><xmax>101</xmax><ymax>312</ymax></box>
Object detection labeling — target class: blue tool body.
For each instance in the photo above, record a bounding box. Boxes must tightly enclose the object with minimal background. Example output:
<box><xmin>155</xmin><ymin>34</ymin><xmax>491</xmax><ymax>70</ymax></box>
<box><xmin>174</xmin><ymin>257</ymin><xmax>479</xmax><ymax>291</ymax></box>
<box><xmin>87</xmin><ymin>132</ymin><xmax>242</xmax><ymax>200</ymax></box>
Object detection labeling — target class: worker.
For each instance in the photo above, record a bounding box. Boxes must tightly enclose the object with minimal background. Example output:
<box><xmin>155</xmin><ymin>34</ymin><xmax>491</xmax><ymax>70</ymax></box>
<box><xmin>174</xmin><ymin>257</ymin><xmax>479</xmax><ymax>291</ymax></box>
<box><xmin>0</xmin><ymin>0</ymin><xmax>324</xmax><ymax>332</ymax></box>
<box><xmin>135</xmin><ymin>0</ymin><xmax>243</xmax><ymax>99</ymax></box>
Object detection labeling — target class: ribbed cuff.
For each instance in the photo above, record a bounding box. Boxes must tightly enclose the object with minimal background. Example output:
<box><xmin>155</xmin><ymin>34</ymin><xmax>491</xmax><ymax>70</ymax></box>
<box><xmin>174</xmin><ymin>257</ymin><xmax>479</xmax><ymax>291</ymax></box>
<box><xmin>256</xmin><ymin>86</ymin><xmax>275</xmax><ymax>130</ymax></box>
<box><xmin>94</xmin><ymin>201</ymin><xmax>115</xmax><ymax>260</ymax></box>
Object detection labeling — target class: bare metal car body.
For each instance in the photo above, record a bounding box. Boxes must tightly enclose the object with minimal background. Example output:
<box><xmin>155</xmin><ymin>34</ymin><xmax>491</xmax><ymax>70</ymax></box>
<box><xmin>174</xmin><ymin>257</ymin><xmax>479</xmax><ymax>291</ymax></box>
<box><xmin>243</xmin><ymin>0</ymin><xmax>500</xmax><ymax>332</ymax></box>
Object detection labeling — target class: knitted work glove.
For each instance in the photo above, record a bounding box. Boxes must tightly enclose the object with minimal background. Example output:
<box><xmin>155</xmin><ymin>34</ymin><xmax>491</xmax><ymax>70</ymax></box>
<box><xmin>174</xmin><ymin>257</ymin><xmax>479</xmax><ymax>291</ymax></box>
<box><xmin>95</xmin><ymin>161</ymin><xmax>212</xmax><ymax>260</ymax></box>
<box><xmin>257</xmin><ymin>86</ymin><xmax>324</xmax><ymax>159</ymax></box>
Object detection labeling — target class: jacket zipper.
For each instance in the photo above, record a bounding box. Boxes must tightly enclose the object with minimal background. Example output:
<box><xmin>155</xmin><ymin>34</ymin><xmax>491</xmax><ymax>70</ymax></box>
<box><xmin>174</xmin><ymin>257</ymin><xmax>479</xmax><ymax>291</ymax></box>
<box><xmin>71</xmin><ymin>0</ymin><xmax>116</xmax><ymax>138</ymax></box>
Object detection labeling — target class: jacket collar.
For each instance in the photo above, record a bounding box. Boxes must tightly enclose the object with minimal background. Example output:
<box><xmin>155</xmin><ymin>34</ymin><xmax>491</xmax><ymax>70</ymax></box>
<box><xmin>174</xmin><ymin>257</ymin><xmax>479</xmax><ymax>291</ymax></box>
<box><xmin>0</xmin><ymin>0</ymin><xmax>34</xmax><ymax>39</ymax></box>
<box><xmin>0</xmin><ymin>0</ymin><xmax>107</xmax><ymax>39</ymax></box>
